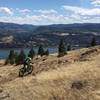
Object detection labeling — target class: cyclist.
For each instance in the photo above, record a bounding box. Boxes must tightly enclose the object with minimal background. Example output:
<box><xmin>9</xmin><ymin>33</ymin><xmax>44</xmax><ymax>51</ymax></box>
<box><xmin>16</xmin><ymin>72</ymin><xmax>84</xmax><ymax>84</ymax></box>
<box><xmin>23</xmin><ymin>57</ymin><xmax>32</xmax><ymax>70</ymax></box>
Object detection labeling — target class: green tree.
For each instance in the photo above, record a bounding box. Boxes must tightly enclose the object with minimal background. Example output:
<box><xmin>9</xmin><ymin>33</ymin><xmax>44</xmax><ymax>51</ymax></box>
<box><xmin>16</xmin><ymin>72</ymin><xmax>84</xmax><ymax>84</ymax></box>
<box><xmin>14</xmin><ymin>52</ymin><xmax>19</xmax><ymax>65</ymax></box>
<box><xmin>58</xmin><ymin>39</ymin><xmax>66</xmax><ymax>57</ymax></box>
<box><xmin>5</xmin><ymin>50</ymin><xmax>15</xmax><ymax>64</ymax></box>
<box><xmin>17</xmin><ymin>50</ymin><xmax>26</xmax><ymax>64</ymax></box>
<box><xmin>45</xmin><ymin>49</ymin><xmax>49</xmax><ymax>56</ymax></box>
<box><xmin>90</xmin><ymin>37</ymin><xmax>96</xmax><ymax>47</ymax></box>
<box><xmin>28</xmin><ymin>47</ymin><xmax>35</xmax><ymax>59</ymax></box>
<box><xmin>38</xmin><ymin>45</ymin><xmax>45</xmax><ymax>56</ymax></box>
<box><xmin>67</xmin><ymin>44</ymin><xmax>71</xmax><ymax>51</ymax></box>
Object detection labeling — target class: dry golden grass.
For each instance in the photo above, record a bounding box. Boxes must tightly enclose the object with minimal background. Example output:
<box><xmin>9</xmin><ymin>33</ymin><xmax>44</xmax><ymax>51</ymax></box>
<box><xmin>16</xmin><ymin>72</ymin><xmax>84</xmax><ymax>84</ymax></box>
<box><xmin>0</xmin><ymin>46</ymin><xmax>100</xmax><ymax>100</ymax></box>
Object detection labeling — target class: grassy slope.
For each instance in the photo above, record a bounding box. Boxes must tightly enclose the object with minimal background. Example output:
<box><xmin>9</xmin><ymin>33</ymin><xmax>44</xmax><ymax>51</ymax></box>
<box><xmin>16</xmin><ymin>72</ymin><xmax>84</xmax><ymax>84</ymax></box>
<box><xmin>0</xmin><ymin>46</ymin><xmax>100</xmax><ymax>100</ymax></box>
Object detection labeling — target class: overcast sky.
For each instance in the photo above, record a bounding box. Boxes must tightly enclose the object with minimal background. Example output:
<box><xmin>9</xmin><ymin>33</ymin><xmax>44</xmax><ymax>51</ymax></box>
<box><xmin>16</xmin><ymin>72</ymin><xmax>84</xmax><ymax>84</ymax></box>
<box><xmin>0</xmin><ymin>0</ymin><xmax>100</xmax><ymax>25</ymax></box>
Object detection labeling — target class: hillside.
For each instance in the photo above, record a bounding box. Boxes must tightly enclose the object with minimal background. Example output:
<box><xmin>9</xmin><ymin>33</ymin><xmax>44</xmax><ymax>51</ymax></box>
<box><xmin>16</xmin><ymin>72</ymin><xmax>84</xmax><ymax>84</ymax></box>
<box><xmin>0</xmin><ymin>22</ymin><xmax>100</xmax><ymax>48</ymax></box>
<box><xmin>0</xmin><ymin>46</ymin><xmax>100</xmax><ymax>100</ymax></box>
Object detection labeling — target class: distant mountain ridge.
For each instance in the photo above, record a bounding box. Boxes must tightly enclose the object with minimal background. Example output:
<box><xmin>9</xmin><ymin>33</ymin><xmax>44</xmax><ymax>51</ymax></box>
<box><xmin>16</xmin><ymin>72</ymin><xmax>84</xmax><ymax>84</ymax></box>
<box><xmin>0</xmin><ymin>22</ymin><xmax>100</xmax><ymax>33</ymax></box>
<box><xmin>0</xmin><ymin>22</ymin><xmax>100</xmax><ymax>48</ymax></box>
<box><xmin>0</xmin><ymin>22</ymin><xmax>37</xmax><ymax>31</ymax></box>
<box><xmin>34</xmin><ymin>23</ymin><xmax>100</xmax><ymax>33</ymax></box>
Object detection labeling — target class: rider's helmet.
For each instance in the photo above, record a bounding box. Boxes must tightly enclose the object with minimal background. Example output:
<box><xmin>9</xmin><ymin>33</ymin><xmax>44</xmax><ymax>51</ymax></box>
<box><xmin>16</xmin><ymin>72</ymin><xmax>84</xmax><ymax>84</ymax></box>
<box><xmin>24</xmin><ymin>57</ymin><xmax>32</xmax><ymax>64</ymax></box>
<box><xmin>27</xmin><ymin>57</ymin><xmax>31</xmax><ymax>61</ymax></box>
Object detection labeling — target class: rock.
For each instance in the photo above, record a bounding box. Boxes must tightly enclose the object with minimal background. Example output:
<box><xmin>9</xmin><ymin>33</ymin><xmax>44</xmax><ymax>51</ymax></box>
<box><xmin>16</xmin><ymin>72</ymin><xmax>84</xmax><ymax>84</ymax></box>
<box><xmin>71</xmin><ymin>81</ymin><xmax>87</xmax><ymax>90</ymax></box>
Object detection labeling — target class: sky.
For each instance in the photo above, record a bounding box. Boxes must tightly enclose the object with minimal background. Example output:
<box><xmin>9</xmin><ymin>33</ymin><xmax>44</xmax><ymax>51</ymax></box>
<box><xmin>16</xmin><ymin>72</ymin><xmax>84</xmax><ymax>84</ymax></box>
<box><xmin>0</xmin><ymin>0</ymin><xmax>100</xmax><ymax>25</ymax></box>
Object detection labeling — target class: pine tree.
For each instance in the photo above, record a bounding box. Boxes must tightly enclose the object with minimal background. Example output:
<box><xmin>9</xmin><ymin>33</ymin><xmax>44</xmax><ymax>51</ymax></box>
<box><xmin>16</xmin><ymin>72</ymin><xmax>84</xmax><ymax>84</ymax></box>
<box><xmin>67</xmin><ymin>44</ymin><xmax>71</xmax><ymax>51</ymax></box>
<box><xmin>14</xmin><ymin>52</ymin><xmax>19</xmax><ymax>65</ymax></box>
<box><xmin>6</xmin><ymin>50</ymin><xmax>15</xmax><ymax>64</ymax></box>
<box><xmin>18</xmin><ymin>50</ymin><xmax>26</xmax><ymax>64</ymax></box>
<box><xmin>45</xmin><ymin>49</ymin><xmax>49</xmax><ymax>56</ymax></box>
<box><xmin>38</xmin><ymin>45</ymin><xmax>45</xmax><ymax>56</ymax></box>
<box><xmin>58</xmin><ymin>39</ymin><xmax>66</xmax><ymax>57</ymax></box>
<box><xmin>91</xmin><ymin>37</ymin><xmax>96</xmax><ymax>47</ymax></box>
<box><xmin>28</xmin><ymin>47</ymin><xmax>35</xmax><ymax>59</ymax></box>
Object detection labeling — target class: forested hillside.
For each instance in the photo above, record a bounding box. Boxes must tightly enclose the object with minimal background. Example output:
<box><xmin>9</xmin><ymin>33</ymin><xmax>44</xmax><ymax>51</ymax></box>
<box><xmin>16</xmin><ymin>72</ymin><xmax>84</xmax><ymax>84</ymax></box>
<box><xmin>0</xmin><ymin>22</ymin><xmax>100</xmax><ymax>48</ymax></box>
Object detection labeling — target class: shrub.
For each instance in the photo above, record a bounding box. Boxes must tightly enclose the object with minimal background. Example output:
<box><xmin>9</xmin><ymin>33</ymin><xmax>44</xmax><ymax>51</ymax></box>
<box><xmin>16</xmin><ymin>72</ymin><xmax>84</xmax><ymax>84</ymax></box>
<box><xmin>58</xmin><ymin>39</ymin><xmax>67</xmax><ymax>57</ymax></box>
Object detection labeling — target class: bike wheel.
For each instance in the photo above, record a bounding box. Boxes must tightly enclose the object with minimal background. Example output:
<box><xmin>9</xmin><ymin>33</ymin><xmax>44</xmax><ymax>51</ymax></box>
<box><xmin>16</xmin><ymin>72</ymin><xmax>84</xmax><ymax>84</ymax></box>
<box><xmin>19</xmin><ymin>70</ymin><xmax>24</xmax><ymax>77</ymax></box>
<box><xmin>28</xmin><ymin>65</ymin><xmax>33</xmax><ymax>74</ymax></box>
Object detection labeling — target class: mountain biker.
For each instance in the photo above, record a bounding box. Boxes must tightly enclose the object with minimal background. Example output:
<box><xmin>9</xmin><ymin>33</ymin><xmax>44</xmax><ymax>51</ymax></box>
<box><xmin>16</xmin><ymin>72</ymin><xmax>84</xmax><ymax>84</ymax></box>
<box><xmin>19</xmin><ymin>57</ymin><xmax>33</xmax><ymax>77</ymax></box>
<box><xmin>23</xmin><ymin>57</ymin><xmax>32</xmax><ymax>70</ymax></box>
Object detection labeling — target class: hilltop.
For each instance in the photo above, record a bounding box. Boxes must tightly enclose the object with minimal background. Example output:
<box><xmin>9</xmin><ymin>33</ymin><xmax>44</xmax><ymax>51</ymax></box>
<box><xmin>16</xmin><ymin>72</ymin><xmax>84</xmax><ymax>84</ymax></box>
<box><xmin>0</xmin><ymin>46</ymin><xmax>100</xmax><ymax>100</ymax></box>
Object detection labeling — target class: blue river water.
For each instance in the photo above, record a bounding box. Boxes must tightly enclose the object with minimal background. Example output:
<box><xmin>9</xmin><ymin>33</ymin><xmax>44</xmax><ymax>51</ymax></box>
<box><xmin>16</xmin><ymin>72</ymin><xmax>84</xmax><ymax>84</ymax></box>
<box><xmin>0</xmin><ymin>47</ymin><xmax>58</xmax><ymax>59</ymax></box>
